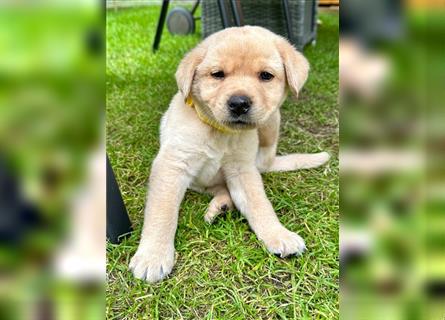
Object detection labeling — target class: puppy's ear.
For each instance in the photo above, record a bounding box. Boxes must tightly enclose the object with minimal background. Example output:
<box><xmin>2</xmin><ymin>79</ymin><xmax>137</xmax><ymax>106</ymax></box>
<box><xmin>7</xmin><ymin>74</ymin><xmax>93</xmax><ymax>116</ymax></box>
<box><xmin>275</xmin><ymin>37</ymin><xmax>309</xmax><ymax>98</ymax></box>
<box><xmin>175</xmin><ymin>43</ymin><xmax>207</xmax><ymax>101</ymax></box>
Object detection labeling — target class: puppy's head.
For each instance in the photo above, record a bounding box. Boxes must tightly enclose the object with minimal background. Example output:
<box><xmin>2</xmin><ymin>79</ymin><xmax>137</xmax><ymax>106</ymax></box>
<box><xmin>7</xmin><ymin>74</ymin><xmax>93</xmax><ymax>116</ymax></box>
<box><xmin>176</xmin><ymin>26</ymin><xmax>309</xmax><ymax>130</ymax></box>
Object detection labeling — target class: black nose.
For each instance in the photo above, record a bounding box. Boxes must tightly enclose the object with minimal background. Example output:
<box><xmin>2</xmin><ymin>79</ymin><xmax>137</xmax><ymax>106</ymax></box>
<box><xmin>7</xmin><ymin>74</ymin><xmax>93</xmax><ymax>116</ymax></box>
<box><xmin>227</xmin><ymin>95</ymin><xmax>251</xmax><ymax>117</ymax></box>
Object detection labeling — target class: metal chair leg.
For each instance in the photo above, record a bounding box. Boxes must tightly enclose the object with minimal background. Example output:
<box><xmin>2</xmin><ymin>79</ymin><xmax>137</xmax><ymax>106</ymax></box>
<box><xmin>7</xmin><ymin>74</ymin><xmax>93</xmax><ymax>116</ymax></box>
<box><xmin>106</xmin><ymin>155</ymin><xmax>132</xmax><ymax>244</ymax></box>
<box><xmin>152</xmin><ymin>0</ymin><xmax>170</xmax><ymax>52</ymax></box>
<box><xmin>217</xmin><ymin>0</ymin><xmax>230</xmax><ymax>28</ymax></box>
<box><xmin>229</xmin><ymin>0</ymin><xmax>241</xmax><ymax>26</ymax></box>
<box><xmin>281</xmin><ymin>0</ymin><xmax>293</xmax><ymax>42</ymax></box>
<box><xmin>191</xmin><ymin>0</ymin><xmax>201</xmax><ymax>16</ymax></box>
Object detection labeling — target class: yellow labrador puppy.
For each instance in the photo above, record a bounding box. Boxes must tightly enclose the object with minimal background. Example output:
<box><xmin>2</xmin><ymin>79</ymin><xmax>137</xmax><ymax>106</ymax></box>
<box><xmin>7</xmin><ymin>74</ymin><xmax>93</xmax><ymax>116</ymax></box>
<box><xmin>130</xmin><ymin>26</ymin><xmax>330</xmax><ymax>282</ymax></box>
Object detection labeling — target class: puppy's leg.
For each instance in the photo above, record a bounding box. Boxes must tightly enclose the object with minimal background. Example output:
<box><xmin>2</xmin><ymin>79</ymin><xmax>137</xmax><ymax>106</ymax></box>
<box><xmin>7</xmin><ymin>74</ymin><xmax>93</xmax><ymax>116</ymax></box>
<box><xmin>202</xmin><ymin>170</ymin><xmax>233</xmax><ymax>223</ymax></box>
<box><xmin>204</xmin><ymin>184</ymin><xmax>233</xmax><ymax>224</ymax></box>
<box><xmin>256</xmin><ymin>110</ymin><xmax>330</xmax><ymax>172</ymax></box>
<box><xmin>256</xmin><ymin>110</ymin><xmax>280</xmax><ymax>172</ymax></box>
<box><xmin>224</xmin><ymin>163</ymin><xmax>306</xmax><ymax>257</ymax></box>
<box><xmin>129</xmin><ymin>152</ymin><xmax>193</xmax><ymax>283</ymax></box>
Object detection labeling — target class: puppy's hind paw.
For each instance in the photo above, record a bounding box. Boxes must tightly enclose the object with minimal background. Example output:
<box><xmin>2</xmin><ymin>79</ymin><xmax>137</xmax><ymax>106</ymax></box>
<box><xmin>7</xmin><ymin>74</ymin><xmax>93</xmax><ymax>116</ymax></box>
<box><xmin>204</xmin><ymin>195</ymin><xmax>233</xmax><ymax>224</ymax></box>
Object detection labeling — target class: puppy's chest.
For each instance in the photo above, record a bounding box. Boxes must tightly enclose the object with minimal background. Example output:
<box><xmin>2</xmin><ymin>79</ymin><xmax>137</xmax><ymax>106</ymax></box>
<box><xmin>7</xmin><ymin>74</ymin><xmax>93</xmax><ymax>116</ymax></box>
<box><xmin>193</xmin><ymin>157</ymin><xmax>222</xmax><ymax>187</ymax></box>
<box><xmin>192</xmin><ymin>136</ymin><xmax>241</xmax><ymax>187</ymax></box>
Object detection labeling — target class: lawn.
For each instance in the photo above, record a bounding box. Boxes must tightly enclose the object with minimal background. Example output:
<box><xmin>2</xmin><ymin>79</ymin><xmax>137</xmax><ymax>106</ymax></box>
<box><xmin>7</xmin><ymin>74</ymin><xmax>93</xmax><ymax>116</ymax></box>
<box><xmin>106</xmin><ymin>5</ymin><xmax>338</xmax><ymax>319</ymax></box>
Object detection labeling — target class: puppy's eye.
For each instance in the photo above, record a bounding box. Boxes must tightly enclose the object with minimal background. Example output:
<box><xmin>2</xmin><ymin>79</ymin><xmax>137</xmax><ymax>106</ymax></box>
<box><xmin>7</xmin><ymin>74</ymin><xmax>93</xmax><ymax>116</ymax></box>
<box><xmin>259</xmin><ymin>71</ymin><xmax>274</xmax><ymax>81</ymax></box>
<box><xmin>211</xmin><ymin>71</ymin><xmax>225</xmax><ymax>79</ymax></box>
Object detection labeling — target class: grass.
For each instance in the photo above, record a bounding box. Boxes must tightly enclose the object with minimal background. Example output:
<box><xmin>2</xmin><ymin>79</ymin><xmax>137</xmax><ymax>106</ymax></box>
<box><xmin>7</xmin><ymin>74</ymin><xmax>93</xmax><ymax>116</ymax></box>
<box><xmin>107</xmin><ymin>6</ymin><xmax>338</xmax><ymax>319</ymax></box>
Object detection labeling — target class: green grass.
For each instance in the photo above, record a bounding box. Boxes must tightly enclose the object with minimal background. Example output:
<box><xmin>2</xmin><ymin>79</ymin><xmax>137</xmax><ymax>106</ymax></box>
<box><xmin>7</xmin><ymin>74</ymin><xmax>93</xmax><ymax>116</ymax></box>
<box><xmin>107</xmin><ymin>6</ymin><xmax>338</xmax><ymax>319</ymax></box>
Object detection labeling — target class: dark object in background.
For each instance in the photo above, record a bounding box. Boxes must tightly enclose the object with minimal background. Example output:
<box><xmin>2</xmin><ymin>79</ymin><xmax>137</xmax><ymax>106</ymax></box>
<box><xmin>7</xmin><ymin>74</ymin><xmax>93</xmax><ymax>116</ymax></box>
<box><xmin>167</xmin><ymin>0</ymin><xmax>201</xmax><ymax>35</ymax></box>
<box><xmin>85</xmin><ymin>27</ymin><xmax>103</xmax><ymax>56</ymax></box>
<box><xmin>0</xmin><ymin>156</ymin><xmax>41</xmax><ymax>245</ymax></box>
<box><xmin>106</xmin><ymin>155</ymin><xmax>132</xmax><ymax>244</ymax></box>
<box><xmin>202</xmin><ymin>0</ymin><xmax>318</xmax><ymax>50</ymax></box>
<box><xmin>340</xmin><ymin>0</ymin><xmax>403</xmax><ymax>45</ymax></box>
<box><xmin>153</xmin><ymin>0</ymin><xmax>316</xmax><ymax>52</ymax></box>
<box><xmin>167</xmin><ymin>7</ymin><xmax>196</xmax><ymax>35</ymax></box>
<box><xmin>153</xmin><ymin>0</ymin><xmax>171</xmax><ymax>52</ymax></box>
<box><xmin>153</xmin><ymin>0</ymin><xmax>201</xmax><ymax>51</ymax></box>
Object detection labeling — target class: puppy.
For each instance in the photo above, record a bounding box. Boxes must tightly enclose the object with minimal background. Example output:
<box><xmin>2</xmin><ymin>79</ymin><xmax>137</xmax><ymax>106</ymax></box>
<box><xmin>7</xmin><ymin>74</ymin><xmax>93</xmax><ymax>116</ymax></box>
<box><xmin>130</xmin><ymin>26</ymin><xmax>330</xmax><ymax>283</ymax></box>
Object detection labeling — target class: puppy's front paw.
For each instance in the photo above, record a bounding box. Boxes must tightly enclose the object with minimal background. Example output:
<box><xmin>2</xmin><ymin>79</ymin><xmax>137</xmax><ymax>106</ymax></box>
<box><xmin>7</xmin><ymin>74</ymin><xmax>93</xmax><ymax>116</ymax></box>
<box><xmin>259</xmin><ymin>227</ymin><xmax>306</xmax><ymax>257</ymax></box>
<box><xmin>129</xmin><ymin>244</ymin><xmax>175</xmax><ymax>283</ymax></box>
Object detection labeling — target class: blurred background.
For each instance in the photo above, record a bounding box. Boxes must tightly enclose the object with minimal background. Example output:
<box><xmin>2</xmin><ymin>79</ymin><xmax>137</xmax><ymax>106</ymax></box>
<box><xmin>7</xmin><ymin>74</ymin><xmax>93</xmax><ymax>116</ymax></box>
<box><xmin>1</xmin><ymin>0</ymin><xmax>444</xmax><ymax>319</ymax></box>
<box><xmin>340</xmin><ymin>0</ymin><xmax>445</xmax><ymax>319</ymax></box>
<box><xmin>0</xmin><ymin>1</ymin><xmax>104</xmax><ymax>319</ymax></box>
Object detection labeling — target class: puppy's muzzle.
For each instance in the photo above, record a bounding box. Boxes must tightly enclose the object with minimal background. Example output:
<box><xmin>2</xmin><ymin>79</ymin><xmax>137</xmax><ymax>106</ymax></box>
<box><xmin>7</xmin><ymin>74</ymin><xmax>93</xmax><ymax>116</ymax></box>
<box><xmin>227</xmin><ymin>95</ymin><xmax>251</xmax><ymax>117</ymax></box>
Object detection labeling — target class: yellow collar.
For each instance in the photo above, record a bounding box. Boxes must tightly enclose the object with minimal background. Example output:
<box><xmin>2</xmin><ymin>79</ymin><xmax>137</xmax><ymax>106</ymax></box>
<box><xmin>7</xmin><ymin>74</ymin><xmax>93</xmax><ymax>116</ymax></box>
<box><xmin>186</xmin><ymin>96</ymin><xmax>239</xmax><ymax>134</ymax></box>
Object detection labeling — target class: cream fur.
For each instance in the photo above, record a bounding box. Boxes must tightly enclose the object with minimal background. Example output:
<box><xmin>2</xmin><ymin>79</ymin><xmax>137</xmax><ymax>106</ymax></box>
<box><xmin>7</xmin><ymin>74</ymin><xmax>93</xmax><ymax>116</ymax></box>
<box><xmin>130</xmin><ymin>26</ymin><xmax>330</xmax><ymax>283</ymax></box>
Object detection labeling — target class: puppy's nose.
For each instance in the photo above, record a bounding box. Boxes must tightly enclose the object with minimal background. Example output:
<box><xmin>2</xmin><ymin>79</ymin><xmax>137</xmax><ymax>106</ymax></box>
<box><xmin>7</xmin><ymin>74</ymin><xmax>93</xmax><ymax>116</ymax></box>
<box><xmin>228</xmin><ymin>95</ymin><xmax>251</xmax><ymax>117</ymax></box>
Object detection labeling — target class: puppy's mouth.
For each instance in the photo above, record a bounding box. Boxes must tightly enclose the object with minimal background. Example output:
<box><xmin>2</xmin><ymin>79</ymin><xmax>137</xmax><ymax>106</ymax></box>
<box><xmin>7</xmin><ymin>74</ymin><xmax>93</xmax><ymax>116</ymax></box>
<box><xmin>193</xmin><ymin>100</ymin><xmax>257</xmax><ymax>130</ymax></box>
<box><xmin>225</xmin><ymin>118</ymin><xmax>257</xmax><ymax>129</ymax></box>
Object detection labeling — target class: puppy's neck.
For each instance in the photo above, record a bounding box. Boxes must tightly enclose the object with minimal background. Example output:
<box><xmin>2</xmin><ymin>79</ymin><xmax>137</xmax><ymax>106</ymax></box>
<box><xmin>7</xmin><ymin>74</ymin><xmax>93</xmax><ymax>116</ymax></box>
<box><xmin>185</xmin><ymin>96</ymin><xmax>240</xmax><ymax>134</ymax></box>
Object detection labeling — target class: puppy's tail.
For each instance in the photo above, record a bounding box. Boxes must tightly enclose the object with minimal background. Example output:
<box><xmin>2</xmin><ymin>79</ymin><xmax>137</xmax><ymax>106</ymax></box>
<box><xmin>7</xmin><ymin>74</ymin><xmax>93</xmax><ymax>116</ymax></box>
<box><xmin>261</xmin><ymin>152</ymin><xmax>330</xmax><ymax>173</ymax></box>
